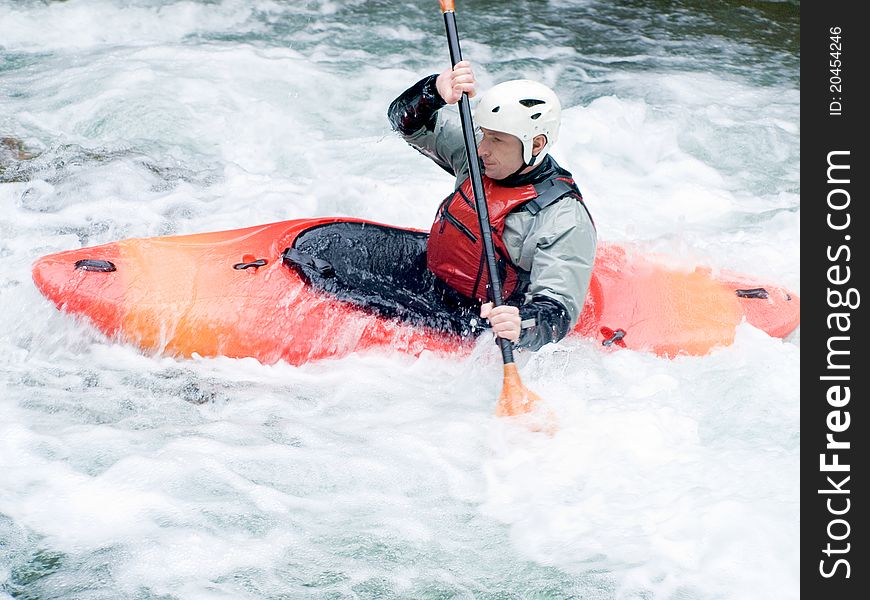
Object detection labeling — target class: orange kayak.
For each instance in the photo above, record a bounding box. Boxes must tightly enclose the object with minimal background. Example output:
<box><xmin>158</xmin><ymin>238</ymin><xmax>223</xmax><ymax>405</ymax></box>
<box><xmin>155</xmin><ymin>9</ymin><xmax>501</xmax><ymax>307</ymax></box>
<box><xmin>31</xmin><ymin>217</ymin><xmax>800</xmax><ymax>364</ymax></box>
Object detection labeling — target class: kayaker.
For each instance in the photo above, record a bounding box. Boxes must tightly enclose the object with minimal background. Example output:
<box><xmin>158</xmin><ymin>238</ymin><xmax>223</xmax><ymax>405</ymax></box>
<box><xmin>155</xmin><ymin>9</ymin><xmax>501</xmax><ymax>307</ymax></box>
<box><xmin>388</xmin><ymin>61</ymin><xmax>597</xmax><ymax>351</ymax></box>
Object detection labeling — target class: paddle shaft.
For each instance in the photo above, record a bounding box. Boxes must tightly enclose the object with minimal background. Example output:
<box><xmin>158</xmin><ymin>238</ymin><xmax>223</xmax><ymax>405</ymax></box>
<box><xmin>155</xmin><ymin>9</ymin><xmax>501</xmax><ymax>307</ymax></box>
<box><xmin>440</xmin><ymin>4</ymin><xmax>515</xmax><ymax>365</ymax></box>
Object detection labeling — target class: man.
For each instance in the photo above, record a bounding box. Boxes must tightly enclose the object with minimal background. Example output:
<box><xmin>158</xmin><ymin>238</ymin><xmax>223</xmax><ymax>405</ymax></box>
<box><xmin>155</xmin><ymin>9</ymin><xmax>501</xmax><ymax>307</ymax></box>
<box><xmin>387</xmin><ymin>61</ymin><xmax>596</xmax><ymax>351</ymax></box>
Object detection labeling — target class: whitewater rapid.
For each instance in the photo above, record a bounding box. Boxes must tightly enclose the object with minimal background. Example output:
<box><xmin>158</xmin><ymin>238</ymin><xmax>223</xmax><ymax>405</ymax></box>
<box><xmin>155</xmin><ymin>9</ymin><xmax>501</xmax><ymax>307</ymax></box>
<box><xmin>1</xmin><ymin>1</ymin><xmax>799</xmax><ymax>598</ymax></box>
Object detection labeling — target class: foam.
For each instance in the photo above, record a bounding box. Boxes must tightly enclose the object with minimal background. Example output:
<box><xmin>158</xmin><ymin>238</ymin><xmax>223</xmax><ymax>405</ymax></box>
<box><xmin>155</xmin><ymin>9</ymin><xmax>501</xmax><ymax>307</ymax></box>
<box><xmin>1</xmin><ymin>2</ymin><xmax>799</xmax><ymax>598</ymax></box>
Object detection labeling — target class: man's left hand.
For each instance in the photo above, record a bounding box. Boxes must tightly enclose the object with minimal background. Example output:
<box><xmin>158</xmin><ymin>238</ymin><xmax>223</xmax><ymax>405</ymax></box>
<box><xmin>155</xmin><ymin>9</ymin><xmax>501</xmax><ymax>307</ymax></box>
<box><xmin>480</xmin><ymin>302</ymin><xmax>521</xmax><ymax>342</ymax></box>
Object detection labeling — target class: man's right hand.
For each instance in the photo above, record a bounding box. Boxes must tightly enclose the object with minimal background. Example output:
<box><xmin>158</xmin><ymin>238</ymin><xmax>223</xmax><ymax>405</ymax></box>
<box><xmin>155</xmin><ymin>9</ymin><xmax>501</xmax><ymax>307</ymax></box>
<box><xmin>435</xmin><ymin>61</ymin><xmax>476</xmax><ymax>105</ymax></box>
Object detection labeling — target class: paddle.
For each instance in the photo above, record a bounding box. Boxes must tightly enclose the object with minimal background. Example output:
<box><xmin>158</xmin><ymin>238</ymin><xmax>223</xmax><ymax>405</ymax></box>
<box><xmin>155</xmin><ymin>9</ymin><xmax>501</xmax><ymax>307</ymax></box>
<box><xmin>438</xmin><ymin>0</ymin><xmax>543</xmax><ymax>418</ymax></box>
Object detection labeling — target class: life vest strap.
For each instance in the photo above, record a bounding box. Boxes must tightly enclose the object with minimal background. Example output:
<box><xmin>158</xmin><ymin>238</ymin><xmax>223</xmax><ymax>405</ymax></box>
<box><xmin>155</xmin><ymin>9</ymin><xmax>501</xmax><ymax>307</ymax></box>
<box><xmin>525</xmin><ymin>179</ymin><xmax>577</xmax><ymax>215</ymax></box>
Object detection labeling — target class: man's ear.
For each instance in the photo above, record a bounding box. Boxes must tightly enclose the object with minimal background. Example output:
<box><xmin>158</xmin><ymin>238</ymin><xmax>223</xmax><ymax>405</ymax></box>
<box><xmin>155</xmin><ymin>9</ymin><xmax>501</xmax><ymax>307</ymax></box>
<box><xmin>532</xmin><ymin>134</ymin><xmax>548</xmax><ymax>153</ymax></box>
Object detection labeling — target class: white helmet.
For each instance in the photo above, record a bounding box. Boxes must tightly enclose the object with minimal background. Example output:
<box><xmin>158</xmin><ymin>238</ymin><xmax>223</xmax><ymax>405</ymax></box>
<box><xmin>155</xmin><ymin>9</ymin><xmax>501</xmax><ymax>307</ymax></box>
<box><xmin>474</xmin><ymin>79</ymin><xmax>561</xmax><ymax>167</ymax></box>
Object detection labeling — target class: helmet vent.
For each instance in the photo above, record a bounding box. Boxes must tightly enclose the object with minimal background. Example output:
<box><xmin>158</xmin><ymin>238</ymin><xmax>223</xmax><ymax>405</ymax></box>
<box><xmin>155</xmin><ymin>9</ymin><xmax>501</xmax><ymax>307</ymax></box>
<box><xmin>530</xmin><ymin>113</ymin><xmax>542</xmax><ymax>120</ymax></box>
<box><xmin>491</xmin><ymin>106</ymin><xmax>500</xmax><ymax>113</ymax></box>
<box><xmin>519</xmin><ymin>98</ymin><xmax>545</xmax><ymax>107</ymax></box>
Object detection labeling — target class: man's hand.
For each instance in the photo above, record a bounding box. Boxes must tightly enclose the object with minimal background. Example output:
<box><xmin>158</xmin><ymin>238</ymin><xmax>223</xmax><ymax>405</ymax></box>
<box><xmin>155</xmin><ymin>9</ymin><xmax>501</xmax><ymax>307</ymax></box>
<box><xmin>436</xmin><ymin>60</ymin><xmax>476</xmax><ymax>105</ymax></box>
<box><xmin>480</xmin><ymin>302</ymin><xmax>521</xmax><ymax>342</ymax></box>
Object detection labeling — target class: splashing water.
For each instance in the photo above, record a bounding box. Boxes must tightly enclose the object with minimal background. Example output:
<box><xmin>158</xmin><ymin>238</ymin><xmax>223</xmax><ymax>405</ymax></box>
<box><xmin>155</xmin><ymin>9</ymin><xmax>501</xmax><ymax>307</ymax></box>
<box><xmin>1</xmin><ymin>1</ymin><xmax>799</xmax><ymax>598</ymax></box>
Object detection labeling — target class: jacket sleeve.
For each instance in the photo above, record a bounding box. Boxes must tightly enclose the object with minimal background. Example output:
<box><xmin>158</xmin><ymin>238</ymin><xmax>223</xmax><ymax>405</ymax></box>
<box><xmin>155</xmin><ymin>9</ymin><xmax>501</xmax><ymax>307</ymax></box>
<box><xmin>514</xmin><ymin>295</ymin><xmax>573</xmax><ymax>351</ymax></box>
<box><xmin>387</xmin><ymin>74</ymin><xmax>445</xmax><ymax>136</ymax></box>
<box><xmin>512</xmin><ymin>200</ymin><xmax>597</xmax><ymax>351</ymax></box>
<box><xmin>387</xmin><ymin>74</ymin><xmax>470</xmax><ymax>181</ymax></box>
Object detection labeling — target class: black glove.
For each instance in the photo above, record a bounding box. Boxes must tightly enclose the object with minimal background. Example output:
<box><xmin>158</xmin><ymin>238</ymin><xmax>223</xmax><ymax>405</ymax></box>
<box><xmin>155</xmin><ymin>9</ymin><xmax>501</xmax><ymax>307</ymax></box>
<box><xmin>387</xmin><ymin>74</ymin><xmax>446</xmax><ymax>135</ymax></box>
<box><xmin>514</xmin><ymin>295</ymin><xmax>572</xmax><ymax>351</ymax></box>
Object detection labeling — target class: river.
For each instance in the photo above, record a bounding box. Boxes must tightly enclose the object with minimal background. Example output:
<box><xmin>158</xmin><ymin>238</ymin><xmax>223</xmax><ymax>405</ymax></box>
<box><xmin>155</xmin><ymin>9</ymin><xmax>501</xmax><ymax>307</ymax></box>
<box><xmin>1</xmin><ymin>1</ymin><xmax>799</xmax><ymax>598</ymax></box>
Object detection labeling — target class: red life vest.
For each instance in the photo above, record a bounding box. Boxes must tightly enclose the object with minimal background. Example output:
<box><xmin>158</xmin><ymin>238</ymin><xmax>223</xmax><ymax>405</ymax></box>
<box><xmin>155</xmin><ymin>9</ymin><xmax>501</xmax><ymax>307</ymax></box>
<box><xmin>427</xmin><ymin>174</ymin><xmax>582</xmax><ymax>302</ymax></box>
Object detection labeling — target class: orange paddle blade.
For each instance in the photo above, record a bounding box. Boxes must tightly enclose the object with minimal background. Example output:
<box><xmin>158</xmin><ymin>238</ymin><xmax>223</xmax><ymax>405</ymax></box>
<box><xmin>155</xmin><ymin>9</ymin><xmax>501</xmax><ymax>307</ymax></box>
<box><xmin>439</xmin><ymin>0</ymin><xmax>455</xmax><ymax>13</ymax></box>
<box><xmin>495</xmin><ymin>363</ymin><xmax>543</xmax><ymax>417</ymax></box>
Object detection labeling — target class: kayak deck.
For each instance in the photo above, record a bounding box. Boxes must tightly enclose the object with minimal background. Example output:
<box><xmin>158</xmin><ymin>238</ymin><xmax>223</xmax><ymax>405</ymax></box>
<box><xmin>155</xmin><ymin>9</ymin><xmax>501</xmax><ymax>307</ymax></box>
<box><xmin>32</xmin><ymin>218</ymin><xmax>800</xmax><ymax>363</ymax></box>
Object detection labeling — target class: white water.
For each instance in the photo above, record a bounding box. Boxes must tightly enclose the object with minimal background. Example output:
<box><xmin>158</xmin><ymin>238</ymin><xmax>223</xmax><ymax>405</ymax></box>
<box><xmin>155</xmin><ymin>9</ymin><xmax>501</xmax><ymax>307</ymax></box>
<box><xmin>1</xmin><ymin>1</ymin><xmax>799</xmax><ymax>598</ymax></box>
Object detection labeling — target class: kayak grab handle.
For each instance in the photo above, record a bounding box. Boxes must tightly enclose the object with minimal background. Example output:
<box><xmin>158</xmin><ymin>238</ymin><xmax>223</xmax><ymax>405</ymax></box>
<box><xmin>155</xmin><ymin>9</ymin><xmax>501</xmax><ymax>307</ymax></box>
<box><xmin>601</xmin><ymin>327</ymin><xmax>626</xmax><ymax>347</ymax></box>
<box><xmin>735</xmin><ymin>287</ymin><xmax>769</xmax><ymax>299</ymax></box>
<box><xmin>74</xmin><ymin>259</ymin><xmax>116</xmax><ymax>272</ymax></box>
<box><xmin>233</xmin><ymin>259</ymin><xmax>268</xmax><ymax>270</ymax></box>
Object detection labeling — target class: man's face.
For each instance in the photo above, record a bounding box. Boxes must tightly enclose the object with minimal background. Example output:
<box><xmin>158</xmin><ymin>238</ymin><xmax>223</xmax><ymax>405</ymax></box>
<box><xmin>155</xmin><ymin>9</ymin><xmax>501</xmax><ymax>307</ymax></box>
<box><xmin>477</xmin><ymin>127</ymin><xmax>524</xmax><ymax>180</ymax></box>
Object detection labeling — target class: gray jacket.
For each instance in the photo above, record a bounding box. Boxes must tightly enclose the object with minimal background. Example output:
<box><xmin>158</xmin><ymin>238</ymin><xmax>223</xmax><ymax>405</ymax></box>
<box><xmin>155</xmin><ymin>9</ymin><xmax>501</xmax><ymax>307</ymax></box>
<box><xmin>389</xmin><ymin>75</ymin><xmax>597</xmax><ymax>348</ymax></box>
